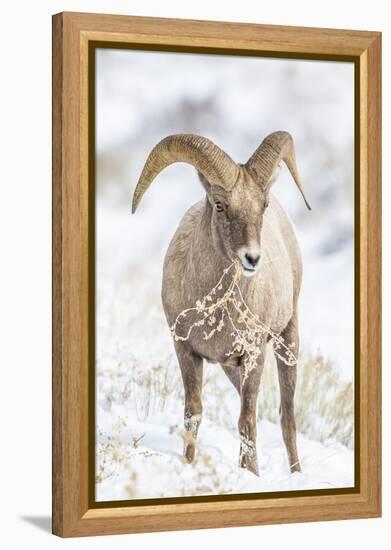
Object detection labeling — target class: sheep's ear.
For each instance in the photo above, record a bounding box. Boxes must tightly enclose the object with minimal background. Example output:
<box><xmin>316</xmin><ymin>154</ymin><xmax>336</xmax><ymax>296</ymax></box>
<box><xmin>197</xmin><ymin>170</ymin><xmax>212</xmax><ymax>194</ymax></box>
<box><xmin>266</xmin><ymin>163</ymin><xmax>282</xmax><ymax>189</ymax></box>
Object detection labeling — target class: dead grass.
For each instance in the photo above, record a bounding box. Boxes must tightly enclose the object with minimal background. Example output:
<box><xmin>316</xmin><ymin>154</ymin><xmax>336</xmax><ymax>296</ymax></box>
<box><xmin>98</xmin><ymin>347</ymin><xmax>353</xmax><ymax>448</ymax></box>
<box><xmin>259</xmin><ymin>350</ymin><xmax>354</xmax><ymax>449</ymax></box>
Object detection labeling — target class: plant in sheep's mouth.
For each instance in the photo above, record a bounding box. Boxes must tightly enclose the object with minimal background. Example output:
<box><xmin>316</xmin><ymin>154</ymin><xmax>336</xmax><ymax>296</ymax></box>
<box><xmin>170</xmin><ymin>260</ymin><xmax>297</xmax><ymax>381</ymax></box>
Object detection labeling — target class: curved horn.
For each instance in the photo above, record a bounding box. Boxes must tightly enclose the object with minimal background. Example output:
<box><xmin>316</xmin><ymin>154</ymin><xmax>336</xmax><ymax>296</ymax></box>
<box><xmin>132</xmin><ymin>134</ymin><xmax>239</xmax><ymax>213</ymax></box>
<box><xmin>245</xmin><ymin>131</ymin><xmax>311</xmax><ymax>210</ymax></box>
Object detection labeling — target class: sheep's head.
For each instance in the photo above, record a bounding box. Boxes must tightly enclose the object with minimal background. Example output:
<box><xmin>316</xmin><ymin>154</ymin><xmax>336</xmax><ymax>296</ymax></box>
<box><xmin>132</xmin><ymin>132</ymin><xmax>311</xmax><ymax>277</ymax></box>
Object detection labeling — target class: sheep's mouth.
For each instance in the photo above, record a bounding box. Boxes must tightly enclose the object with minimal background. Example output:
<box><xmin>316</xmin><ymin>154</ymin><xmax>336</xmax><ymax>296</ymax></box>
<box><xmin>241</xmin><ymin>265</ymin><xmax>258</xmax><ymax>277</ymax></box>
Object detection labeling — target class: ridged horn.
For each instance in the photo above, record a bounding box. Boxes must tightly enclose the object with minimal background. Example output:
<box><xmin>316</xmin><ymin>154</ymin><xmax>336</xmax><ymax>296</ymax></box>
<box><xmin>245</xmin><ymin>131</ymin><xmax>311</xmax><ymax>210</ymax></box>
<box><xmin>132</xmin><ymin>134</ymin><xmax>239</xmax><ymax>213</ymax></box>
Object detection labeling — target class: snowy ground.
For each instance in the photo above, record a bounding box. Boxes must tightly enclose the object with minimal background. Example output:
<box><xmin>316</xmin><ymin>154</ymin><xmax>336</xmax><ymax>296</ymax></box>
<box><xmin>97</xmin><ymin>406</ymin><xmax>353</xmax><ymax>501</ymax></box>
<box><xmin>95</xmin><ymin>51</ymin><xmax>355</xmax><ymax>501</ymax></box>
<box><xmin>96</xmin><ymin>306</ymin><xmax>354</xmax><ymax>502</ymax></box>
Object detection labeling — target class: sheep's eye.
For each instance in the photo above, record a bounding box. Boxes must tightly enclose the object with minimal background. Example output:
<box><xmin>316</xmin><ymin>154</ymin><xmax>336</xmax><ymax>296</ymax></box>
<box><xmin>264</xmin><ymin>199</ymin><xmax>270</xmax><ymax>209</ymax></box>
<box><xmin>215</xmin><ymin>202</ymin><xmax>224</xmax><ymax>212</ymax></box>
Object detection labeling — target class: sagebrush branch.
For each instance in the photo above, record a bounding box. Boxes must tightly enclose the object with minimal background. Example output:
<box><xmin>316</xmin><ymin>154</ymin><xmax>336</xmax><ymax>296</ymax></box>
<box><xmin>170</xmin><ymin>261</ymin><xmax>297</xmax><ymax>381</ymax></box>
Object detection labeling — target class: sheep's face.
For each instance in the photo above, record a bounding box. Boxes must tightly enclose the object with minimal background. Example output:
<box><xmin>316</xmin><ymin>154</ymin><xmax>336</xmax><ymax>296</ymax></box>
<box><xmin>202</xmin><ymin>166</ymin><xmax>270</xmax><ymax>277</ymax></box>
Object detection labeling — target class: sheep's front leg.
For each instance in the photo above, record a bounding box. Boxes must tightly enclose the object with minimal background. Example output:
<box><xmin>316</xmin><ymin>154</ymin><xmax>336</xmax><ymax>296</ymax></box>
<box><xmin>238</xmin><ymin>354</ymin><xmax>264</xmax><ymax>476</ymax></box>
<box><xmin>174</xmin><ymin>342</ymin><xmax>203</xmax><ymax>463</ymax></box>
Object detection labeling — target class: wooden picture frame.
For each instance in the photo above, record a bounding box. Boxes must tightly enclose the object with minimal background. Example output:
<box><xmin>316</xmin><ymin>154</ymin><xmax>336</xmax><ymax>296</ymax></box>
<box><xmin>52</xmin><ymin>11</ymin><xmax>381</xmax><ymax>537</ymax></box>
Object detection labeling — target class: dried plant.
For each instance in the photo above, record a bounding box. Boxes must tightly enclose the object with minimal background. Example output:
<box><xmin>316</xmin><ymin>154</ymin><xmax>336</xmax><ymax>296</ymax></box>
<box><xmin>259</xmin><ymin>351</ymin><xmax>354</xmax><ymax>449</ymax></box>
<box><xmin>170</xmin><ymin>260</ymin><xmax>297</xmax><ymax>380</ymax></box>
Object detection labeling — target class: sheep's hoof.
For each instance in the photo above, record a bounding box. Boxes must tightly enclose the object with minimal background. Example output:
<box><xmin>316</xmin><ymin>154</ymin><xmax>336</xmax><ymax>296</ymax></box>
<box><xmin>240</xmin><ymin>454</ymin><xmax>259</xmax><ymax>476</ymax></box>
<box><xmin>239</xmin><ymin>435</ymin><xmax>259</xmax><ymax>476</ymax></box>
<box><xmin>290</xmin><ymin>462</ymin><xmax>301</xmax><ymax>473</ymax></box>
<box><xmin>184</xmin><ymin>443</ymin><xmax>196</xmax><ymax>463</ymax></box>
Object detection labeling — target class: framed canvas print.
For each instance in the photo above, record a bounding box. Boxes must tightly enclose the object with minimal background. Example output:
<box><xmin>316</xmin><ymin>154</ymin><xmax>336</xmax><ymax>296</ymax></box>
<box><xmin>52</xmin><ymin>12</ymin><xmax>381</xmax><ymax>537</ymax></box>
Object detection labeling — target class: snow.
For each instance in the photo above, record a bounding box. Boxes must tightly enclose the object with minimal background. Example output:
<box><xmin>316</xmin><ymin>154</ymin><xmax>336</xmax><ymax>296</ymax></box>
<box><xmin>96</xmin><ymin>384</ymin><xmax>354</xmax><ymax>501</ymax></box>
<box><xmin>95</xmin><ymin>50</ymin><xmax>355</xmax><ymax>501</ymax></box>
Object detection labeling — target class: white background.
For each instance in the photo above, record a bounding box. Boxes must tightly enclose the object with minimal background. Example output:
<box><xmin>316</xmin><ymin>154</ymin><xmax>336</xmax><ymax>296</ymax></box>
<box><xmin>0</xmin><ymin>0</ymin><xmax>388</xmax><ymax>547</ymax></box>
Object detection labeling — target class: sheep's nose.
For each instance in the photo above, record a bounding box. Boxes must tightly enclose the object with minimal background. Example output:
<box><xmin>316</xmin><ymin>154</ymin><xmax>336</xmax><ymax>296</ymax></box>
<box><xmin>245</xmin><ymin>253</ymin><xmax>260</xmax><ymax>267</ymax></box>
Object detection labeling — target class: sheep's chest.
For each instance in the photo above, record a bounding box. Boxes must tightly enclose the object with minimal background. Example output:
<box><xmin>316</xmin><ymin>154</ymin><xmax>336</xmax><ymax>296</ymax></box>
<box><xmin>172</xmin><ymin>272</ymin><xmax>293</xmax><ymax>367</ymax></box>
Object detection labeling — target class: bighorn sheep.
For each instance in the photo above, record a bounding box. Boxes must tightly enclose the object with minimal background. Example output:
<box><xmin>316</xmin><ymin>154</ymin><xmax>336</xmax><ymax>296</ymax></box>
<box><xmin>132</xmin><ymin>132</ymin><xmax>310</xmax><ymax>476</ymax></box>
